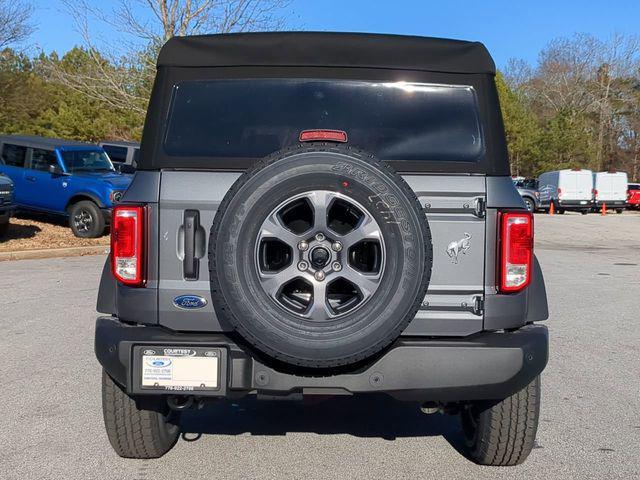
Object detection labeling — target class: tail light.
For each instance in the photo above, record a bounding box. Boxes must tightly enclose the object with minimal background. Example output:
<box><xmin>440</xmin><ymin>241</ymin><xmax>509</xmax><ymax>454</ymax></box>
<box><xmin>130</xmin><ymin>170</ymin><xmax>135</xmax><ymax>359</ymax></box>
<box><xmin>593</xmin><ymin>189</ymin><xmax>598</xmax><ymax>196</ymax></box>
<box><xmin>498</xmin><ymin>211</ymin><xmax>533</xmax><ymax>293</ymax></box>
<box><xmin>557</xmin><ymin>187</ymin><xmax>562</xmax><ymax>198</ymax></box>
<box><xmin>111</xmin><ymin>205</ymin><xmax>146</xmax><ymax>286</ymax></box>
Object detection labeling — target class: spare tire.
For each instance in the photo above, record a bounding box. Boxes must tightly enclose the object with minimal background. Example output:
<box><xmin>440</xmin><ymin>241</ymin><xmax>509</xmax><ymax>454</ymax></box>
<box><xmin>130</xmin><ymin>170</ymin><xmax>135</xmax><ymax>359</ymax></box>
<box><xmin>209</xmin><ymin>144</ymin><xmax>432</xmax><ymax>369</ymax></box>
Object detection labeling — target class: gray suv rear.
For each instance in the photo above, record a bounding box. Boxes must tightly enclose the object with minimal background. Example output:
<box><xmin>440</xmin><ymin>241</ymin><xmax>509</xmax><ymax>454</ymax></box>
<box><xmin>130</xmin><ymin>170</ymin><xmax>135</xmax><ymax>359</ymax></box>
<box><xmin>95</xmin><ymin>32</ymin><xmax>549</xmax><ymax>465</ymax></box>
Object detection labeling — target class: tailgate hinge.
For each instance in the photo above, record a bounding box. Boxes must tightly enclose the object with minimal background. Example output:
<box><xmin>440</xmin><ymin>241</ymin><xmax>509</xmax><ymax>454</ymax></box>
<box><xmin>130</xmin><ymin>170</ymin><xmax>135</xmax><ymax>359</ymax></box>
<box><xmin>473</xmin><ymin>197</ymin><xmax>486</xmax><ymax>218</ymax></box>
<box><xmin>472</xmin><ymin>295</ymin><xmax>485</xmax><ymax>316</ymax></box>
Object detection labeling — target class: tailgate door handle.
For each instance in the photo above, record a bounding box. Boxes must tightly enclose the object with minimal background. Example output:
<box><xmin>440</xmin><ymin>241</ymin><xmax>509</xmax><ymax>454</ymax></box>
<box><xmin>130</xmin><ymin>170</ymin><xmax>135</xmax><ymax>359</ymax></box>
<box><xmin>183</xmin><ymin>210</ymin><xmax>200</xmax><ymax>280</ymax></box>
<box><xmin>26</xmin><ymin>176</ymin><xmax>36</xmax><ymax>182</ymax></box>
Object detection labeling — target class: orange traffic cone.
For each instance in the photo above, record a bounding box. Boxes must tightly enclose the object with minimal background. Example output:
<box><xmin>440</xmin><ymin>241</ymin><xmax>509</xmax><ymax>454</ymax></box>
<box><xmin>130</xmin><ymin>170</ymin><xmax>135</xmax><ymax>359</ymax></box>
<box><xmin>601</xmin><ymin>202</ymin><xmax>607</xmax><ymax>216</ymax></box>
<box><xmin>549</xmin><ymin>202</ymin><xmax>555</xmax><ymax>215</ymax></box>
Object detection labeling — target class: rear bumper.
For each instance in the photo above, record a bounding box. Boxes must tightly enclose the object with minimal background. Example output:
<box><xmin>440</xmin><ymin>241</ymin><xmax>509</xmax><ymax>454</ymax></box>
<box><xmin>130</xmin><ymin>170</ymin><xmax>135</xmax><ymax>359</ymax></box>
<box><xmin>594</xmin><ymin>200</ymin><xmax>626</xmax><ymax>207</ymax></box>
<box><xmin>557</xmin><ymin>199</ymin><xmax>592</xmax><ymax>210</ymax></box>
<box><xmin>95</xmin><ymin>316</ymin><xmax>548</xmax><ymax>402</ymax></box>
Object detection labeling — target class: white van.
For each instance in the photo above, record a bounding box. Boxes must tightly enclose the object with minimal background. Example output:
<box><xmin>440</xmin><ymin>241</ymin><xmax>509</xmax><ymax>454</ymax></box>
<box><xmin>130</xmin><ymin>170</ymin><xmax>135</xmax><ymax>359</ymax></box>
<box><xmin>593</xmin><ymin>171</ymin><xmax>628</xmax><ymax>213</ymax></box>
<box><xmin>538</xmin><ymin>169</ymin><xmax>593</xmax><ymax>214</ymax></box>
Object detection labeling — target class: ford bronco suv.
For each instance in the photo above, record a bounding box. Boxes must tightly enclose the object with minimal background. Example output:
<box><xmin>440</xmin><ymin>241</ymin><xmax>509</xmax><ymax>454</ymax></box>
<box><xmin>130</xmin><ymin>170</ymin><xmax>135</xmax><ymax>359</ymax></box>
<box><xmin>0</xmin><ymin>136</ymin><xmax>132</xmax><ymax>238</ymax></box>
<box><xmin>95</xmin><ymin>33</ymin><xmax>549</xmax><ymax>466</ymax></box>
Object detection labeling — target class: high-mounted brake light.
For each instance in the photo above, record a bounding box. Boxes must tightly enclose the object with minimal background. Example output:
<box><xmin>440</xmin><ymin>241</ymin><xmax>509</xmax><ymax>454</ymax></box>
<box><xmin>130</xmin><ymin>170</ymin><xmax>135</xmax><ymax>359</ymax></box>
<box><xmin>299</xmin><ymin>129</ymin><xmax>348</xmax><ymax>143</ymax></box>
<box><xmin>111</xmin><ymin>205</ymin><xmax>145</xmax><ymax>287</ymax></box>
<box><xmin>499</xmin><ymin>211</ymin><xmax>533</xmax><ymax>293</ymax></box>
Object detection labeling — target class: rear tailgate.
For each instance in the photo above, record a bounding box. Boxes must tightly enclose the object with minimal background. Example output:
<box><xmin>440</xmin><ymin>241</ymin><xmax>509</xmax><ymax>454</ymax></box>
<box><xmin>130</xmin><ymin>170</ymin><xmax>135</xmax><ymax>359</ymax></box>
<box><xmin>157</xmin><ymin>172</ymin><xmax>486</xmax><ymax>336</ymax></box>
<box><xmin>563</xmin><ymin>171</ymin><xmax>592</xmax><ymax>201</ymax></box>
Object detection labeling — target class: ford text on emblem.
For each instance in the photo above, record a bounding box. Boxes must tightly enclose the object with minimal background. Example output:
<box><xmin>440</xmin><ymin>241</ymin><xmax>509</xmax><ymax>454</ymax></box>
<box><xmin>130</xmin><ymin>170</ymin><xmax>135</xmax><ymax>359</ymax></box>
<box><xmin>173</xmin><ymin>295</ymin><xmax>208</xmax><ymax>310</ymax></box>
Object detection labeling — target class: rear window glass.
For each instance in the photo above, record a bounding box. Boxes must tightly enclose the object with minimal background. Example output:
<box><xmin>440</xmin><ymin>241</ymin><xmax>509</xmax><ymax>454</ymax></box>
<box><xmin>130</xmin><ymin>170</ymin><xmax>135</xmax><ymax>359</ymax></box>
<box><xmin>1</xmin><ymin>144</ymin><xmax>27</xmax><ymax>167</ymax></box>
<box><xmin>103</xmin><ymin>145</ymin><xmax>128</xmax><ymax>163</ymax></box>
<box><xmin>164</xmin><ymin>79</ymin><xmax>484</xmax><ymax>163</ymax></box>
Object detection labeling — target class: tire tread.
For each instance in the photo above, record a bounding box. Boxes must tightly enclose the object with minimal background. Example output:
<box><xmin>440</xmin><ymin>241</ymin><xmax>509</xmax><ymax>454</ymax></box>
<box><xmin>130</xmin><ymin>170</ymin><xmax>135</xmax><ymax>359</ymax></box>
<box><xmin>465</xmin><ymin>376</ymin><xmax>541</xmax><ymax>466</ymax></box>
<box><xmin>101</xmin><ymin>370</ymin><xmax>179</xmax><ymax>459</ymax></box>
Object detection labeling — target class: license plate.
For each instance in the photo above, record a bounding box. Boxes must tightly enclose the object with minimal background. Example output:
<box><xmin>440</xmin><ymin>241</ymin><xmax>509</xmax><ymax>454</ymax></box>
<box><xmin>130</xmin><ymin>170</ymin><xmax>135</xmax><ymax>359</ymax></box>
<box><xmin>140</xmin><ymin>347</ymin><xmax>220</xmax><ymax>392</ymax></box>
<box><xmin>580</xmin><ymin>201</ymin><xmax>587</xmax><ymax>205</ymax></box>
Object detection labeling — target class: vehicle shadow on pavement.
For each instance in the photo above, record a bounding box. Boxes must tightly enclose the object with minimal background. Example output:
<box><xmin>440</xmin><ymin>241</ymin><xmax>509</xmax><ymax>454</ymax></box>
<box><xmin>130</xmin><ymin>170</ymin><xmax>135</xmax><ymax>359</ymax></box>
<box><xmin>180</xmin><ymin>394</ymin><xmax>465</xmax><ymax>448</ymax></box>
<box><xmin>16</xmin><ymin>211</ymin><xmax>68</xmax><ymax>227</ymax></box>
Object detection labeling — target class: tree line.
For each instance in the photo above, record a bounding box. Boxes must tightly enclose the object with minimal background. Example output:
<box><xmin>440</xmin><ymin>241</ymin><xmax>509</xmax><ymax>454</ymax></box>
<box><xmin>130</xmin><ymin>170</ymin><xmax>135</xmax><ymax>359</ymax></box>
<box><xmin>498</xmin><ymin>34</ymin><xmax>640</xmax><ymax>180</ymax></box>
<box><xmin>1</xmin><ymin>1</ymin><xmax>639</xmax><ymax>181</ymax></box>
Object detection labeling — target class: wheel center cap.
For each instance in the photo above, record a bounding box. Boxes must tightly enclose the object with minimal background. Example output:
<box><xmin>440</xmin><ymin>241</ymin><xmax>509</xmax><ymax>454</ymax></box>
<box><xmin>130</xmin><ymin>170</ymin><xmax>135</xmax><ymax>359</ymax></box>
<box><xmin>310</xmin><ymin>246</ymin><xmax>331</xmax><ymax>269</ymax></box>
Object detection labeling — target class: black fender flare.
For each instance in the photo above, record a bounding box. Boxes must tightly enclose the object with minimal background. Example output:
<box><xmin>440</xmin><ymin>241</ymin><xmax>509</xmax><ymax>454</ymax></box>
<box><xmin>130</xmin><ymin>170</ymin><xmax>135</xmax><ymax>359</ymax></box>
<box><xmin>66</xmin><ymin>192</ymin><xmax>106</xmax><ymax>211</ymax></box>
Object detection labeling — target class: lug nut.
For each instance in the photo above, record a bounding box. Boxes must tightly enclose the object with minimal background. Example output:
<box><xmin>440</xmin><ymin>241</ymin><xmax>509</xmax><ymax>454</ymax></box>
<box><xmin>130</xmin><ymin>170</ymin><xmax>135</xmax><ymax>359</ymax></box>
<box><xmin>331</xmin><ymin>241</ymin><xmax>343</xmax><ymax>252</ymax></box>
<box><xmin>298</xmin><ymin>240</ymin><xmax>309</xmax><ymax>251</ymax></box>
<box><xmin>297</xmin><ymin>261</ymin><xmax>309</xmax><ymax>271</ymax></box>
<box><xmin>314</xmin><ymin>270</ymin><xmax>326</xmax><ymax>281</ymax></box>
<box><xmin>332</xmin><ymin>262</ymin><xmax>342</xmax><ymax>271</ymax></box>
<box><xmin>315</xmin><ymin>233</ymin><xmax>325</xmax><ymax>242</ymax></box>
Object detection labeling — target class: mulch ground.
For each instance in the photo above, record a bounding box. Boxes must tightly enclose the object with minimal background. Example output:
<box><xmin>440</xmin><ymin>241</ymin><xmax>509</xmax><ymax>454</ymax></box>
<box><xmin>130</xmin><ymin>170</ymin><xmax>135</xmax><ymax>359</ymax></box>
<box><xmin>0</xmin><ymin>213</ymin><xmax>110</xmax><ymax>252</ymax></box>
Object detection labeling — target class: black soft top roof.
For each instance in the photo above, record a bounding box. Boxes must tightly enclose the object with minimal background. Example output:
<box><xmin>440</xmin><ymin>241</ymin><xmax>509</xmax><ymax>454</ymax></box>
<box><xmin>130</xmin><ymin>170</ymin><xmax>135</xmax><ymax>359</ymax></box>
<box><xmin>157</xmin><ymin>32</ymin><xmax>496</xmax><ymax>75</ymax></box>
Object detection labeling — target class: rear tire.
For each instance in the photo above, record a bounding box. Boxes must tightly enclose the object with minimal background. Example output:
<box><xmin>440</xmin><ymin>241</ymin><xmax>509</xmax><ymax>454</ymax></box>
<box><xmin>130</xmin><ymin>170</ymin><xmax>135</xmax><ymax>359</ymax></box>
<box><xmin>0</xmin><ymin>221</ymin><xmax>8</xmax><ymax>237</ymax></box>
<box><xmin>616</xmin><ymin>208</ymin><xmax>623</xmax><ymax>214</ymax></box>
<box><xmin>69</xmin><ymin>200</ymin><xmax>105</xmax><ymax>238</ymax></box>
<box><xmin>581</xmin><ymin>209</ymin><xmax>589</xmax><ymax>215</ymax></box>
<box><xmin>102</xmin><ymin>370</ymin><xmax>180</xmax><ymax>459</ymax></box>
<box><xmin>461</xmin><ymin>376</ymin><xmax>541</xmax><ymax>466</ymax></box>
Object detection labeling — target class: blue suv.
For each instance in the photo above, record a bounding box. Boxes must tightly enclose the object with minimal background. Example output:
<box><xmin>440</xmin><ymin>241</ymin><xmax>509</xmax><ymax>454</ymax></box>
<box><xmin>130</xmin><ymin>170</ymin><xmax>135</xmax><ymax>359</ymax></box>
<box><xmin>0</xmin><ymin>136</ymin><xmax>132</xmax><ymax>238</ymax></box>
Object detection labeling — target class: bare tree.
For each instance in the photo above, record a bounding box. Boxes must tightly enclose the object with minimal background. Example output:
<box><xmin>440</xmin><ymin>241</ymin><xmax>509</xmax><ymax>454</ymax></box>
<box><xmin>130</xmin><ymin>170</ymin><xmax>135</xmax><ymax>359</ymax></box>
<box><xmin>510</xmin><ymin>33</ymin><xmax>640</xmax><ymax>171</ymax></box>
<box><xmin>46</xmin><ymin>0</ymin><xmax>290</xmax><ymax>117</ymax></box>
<box><xmin>529</xmin><ymin>34</ymin><xmax>602</xmax><ymax>115</ymax></box>
<box><xmin>591</xmin><ymin>34</ymin><xmax>640</xmax><ymax>170</ymax></box>
<box><xmin>113</xmin><ymin>0</ymin><xmax>289</xmax><ymax>42</ymax></box>
<box><xmin>503</xmin><ymin>58</ymin><xmax>533</xmax><ymax>91</ymax></box>
<box><xmin>0</xmin><ymin>0</ymin><xmax>34</xmax><ymax>49</ymax></box>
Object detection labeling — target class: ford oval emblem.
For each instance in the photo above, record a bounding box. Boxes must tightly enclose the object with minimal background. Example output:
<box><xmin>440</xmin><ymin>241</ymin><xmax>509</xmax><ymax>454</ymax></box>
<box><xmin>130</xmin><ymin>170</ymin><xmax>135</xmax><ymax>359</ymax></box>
<box><xmin>173</xmin><ymin>294</ymin><xmax>208</xmax><ymax>310</ymax></box>
<box><xmin>145</xmin><ymin>357</ymin><xmax>172</xmax><ymax>368</ymax></box>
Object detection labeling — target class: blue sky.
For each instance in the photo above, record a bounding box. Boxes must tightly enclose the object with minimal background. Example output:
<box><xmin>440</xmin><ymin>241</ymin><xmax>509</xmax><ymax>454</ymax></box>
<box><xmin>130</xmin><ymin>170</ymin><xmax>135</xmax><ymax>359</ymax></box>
<box><xmin>30</xmin><ymin>0</ymin><xmax>640</xmax><ymax>68</ymax></box>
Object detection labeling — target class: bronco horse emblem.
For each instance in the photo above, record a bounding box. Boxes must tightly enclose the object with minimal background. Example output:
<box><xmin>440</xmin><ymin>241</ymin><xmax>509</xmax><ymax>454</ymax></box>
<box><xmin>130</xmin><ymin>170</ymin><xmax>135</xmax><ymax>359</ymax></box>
<box><xmin>446</xmin><ymin>233</ymin><xmax>472</xmax><ymax>264</ymax></box>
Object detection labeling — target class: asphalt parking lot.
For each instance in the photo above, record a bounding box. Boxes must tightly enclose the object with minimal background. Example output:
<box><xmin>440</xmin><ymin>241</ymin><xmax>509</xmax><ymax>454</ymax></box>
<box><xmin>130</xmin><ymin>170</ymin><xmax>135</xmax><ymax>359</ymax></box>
<box><xmin>1</xmin><ymin>212</ymin><xmax>638</xmax><ymax>480</ymax></box>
